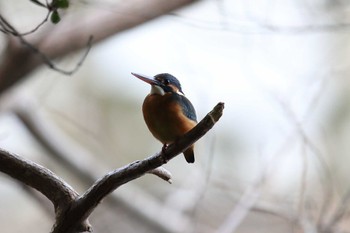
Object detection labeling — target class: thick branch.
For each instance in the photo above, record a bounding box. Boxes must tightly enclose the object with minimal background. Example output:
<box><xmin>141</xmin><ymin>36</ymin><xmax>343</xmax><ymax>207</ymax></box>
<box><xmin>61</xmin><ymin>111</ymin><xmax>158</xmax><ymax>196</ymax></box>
<box><xmin>10</xmin><ymin>97</ymin><xmax>187</xmax><ymax>233</ymax></box>
<box><xmin>0</xmin><ymin>0</ymin><xmax>197</xmax><ymax>94</ymax></box>
<box><xmin>52</xmin><ymin>102</ymin><xmax>224</xmax><ymax>233</ymax></box>
<box><xmin>0</xmin><ymin>148</ymin><xmax>77</xmax><ymax>209</ymax></box>
<box><xmin>4</xmin><ymin>95</ymin><xmax>223</xmax><ymax>232</ymax></box>
<box><xmin>0</xmin><ymin>148</ymin><xmax>92</xmax><ymax>232</ymax></box>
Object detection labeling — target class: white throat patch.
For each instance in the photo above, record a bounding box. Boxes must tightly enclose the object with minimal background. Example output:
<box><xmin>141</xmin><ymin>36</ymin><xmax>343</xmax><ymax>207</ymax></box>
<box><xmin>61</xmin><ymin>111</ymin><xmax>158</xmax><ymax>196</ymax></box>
<box><xmin>150</xmin><ymin>85</ymin><xmax>165</xmax><ymax>95</ymax></box>
<box><xmin>176</xmin><ymin>90</ymin><xmax>184</xmax><ymax>96</ymax></box>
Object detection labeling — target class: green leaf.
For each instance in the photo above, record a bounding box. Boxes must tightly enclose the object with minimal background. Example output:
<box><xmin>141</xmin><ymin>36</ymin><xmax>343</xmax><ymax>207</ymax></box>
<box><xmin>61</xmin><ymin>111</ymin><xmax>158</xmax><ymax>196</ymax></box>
<box><xmin>58</xmin><ymin>0</ymin><xmax>69</xmax><ymax>9</ymax></box>
<box><xmin>52</xmin><ymin>0</ymin><xmax>69</xmax><ymax>9</ymax></box>
<box><xmin>50</xmin><ymin>10</ymin><xmax>61</xmax><ymax>24</ymax></box>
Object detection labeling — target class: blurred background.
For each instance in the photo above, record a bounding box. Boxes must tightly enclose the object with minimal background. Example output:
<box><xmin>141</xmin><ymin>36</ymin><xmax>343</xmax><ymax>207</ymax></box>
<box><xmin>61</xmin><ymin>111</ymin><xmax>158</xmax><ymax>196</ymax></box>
<box><xmin>1</xmin><ymin>0</ymin><xmax>350</xmax><ymax>232</ymax></box>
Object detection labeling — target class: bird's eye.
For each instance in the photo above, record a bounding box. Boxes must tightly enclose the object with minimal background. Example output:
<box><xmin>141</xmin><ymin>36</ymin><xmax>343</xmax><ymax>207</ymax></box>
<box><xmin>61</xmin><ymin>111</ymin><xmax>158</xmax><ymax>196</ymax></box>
<box><xmin>163</xmin><ymin>79</ymin><xmax>170</xmax><ymax>85</ymax></box>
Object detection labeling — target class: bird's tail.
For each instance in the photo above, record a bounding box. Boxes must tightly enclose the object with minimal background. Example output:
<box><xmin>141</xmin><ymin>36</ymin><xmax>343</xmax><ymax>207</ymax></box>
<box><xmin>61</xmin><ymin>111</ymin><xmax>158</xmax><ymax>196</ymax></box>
<box><xmin>183</xmin><ymin>146</ymin><xmax>195</xmax><ymax>163</ymax></box>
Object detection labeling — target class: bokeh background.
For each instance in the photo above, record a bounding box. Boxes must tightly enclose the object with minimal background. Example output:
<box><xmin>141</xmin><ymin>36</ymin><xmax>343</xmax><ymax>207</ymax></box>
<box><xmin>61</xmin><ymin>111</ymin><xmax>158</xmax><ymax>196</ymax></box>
<box><xmin>1</xmin><ymin>0</ymin><xmax>350</xmax><ymax>232</ymax></box>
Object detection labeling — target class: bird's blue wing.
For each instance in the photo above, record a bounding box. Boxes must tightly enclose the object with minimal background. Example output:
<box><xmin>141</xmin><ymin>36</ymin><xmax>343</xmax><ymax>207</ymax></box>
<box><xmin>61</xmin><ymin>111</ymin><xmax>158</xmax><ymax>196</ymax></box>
<box><xmin>177</xmin><ymin>95</ymin><xmax>197</xmax><ymax>122</ymax></box>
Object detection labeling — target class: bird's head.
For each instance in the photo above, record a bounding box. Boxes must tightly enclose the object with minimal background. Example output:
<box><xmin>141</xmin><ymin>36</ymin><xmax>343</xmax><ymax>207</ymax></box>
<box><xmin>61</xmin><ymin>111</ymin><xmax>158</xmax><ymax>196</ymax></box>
<box><xmin>132</xmin><ymin>73</ymin><xmax>184</xmax><ymax>96</ymax></box>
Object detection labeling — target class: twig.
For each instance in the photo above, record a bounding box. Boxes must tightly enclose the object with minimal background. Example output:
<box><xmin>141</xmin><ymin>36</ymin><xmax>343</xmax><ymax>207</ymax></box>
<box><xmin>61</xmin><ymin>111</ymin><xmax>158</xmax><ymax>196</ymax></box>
<box><xmin>170</xmin><ymin>13</ymin><xmax>350</xmax><ymax>34</ymax></box>
<box><xmin>215</xmin><ymin>129</ymin><xmax>298</xmax><ymax>233</ymax></box>
<box><xmin>0</xmin><ymin>14</ymin><xmax>93</xmax><ymax>76</ymax></box>
<box><xmin>251</xmin><ymin>203</ymin><xmax>297</xmax><ymax>222</ymax></box>
<box><xmin>254</xmin><ymin>21</ymin><xmax>350</xmax><ymax>34</ymax></box>
<box><xmin>0</xmin><ymin>9</ymin><xmax>51</xmax><ymax>36</ymax></box>
<box><xmin>190</xmin><ymin>133</ymin><xmax>216</xmax><ymax>232</ymax></box>
<box><xmin>215</xmin><ymin>171</ymin><xmax>264</xmax><ymax>233</ymax></box>
<box><xmin>298</xmin><ymin>138</ymin><xmax>308</xmax><ymax>220</ymax></box>
<box><xmin>147</xmin><ymin>167</ymin><xmax>173</xmax><ymax>184</ymax></box>
<box><xmin>274</xmin><ymin>97</ymin><xmax>337</xmax><ymax>229</ymax></box>
<box><xmin>26</xmin><ymin>35</ymin><xmax>93</xmax><ymax>76</ymax></box>
<box><xmin>323</xmin><ymin>189</ymin><xmax>350</xmax><ymax>231</ymax></box>
<box><xmin>0</xmin><ymin>0</ymin><xmax>198</xmax><ymax>95</ymax></box>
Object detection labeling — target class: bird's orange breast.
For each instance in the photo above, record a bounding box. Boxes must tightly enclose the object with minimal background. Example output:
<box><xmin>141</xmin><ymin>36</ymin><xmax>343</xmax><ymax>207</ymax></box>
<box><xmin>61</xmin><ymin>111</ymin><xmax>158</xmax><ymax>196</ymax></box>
<box><xmin>142</xmin><ymin>93</ymin><xmax>196</xmax><ymax>144</ymax></box>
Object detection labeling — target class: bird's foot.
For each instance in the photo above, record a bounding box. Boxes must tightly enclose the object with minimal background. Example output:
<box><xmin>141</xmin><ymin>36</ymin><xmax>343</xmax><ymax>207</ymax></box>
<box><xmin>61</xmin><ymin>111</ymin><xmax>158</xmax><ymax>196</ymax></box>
<box><xmin>160</xmin><ymin>144</ymin><xmax>169</xmax><ymax>163</ymax></box>
<box><xmin>162</xmin><ymin>144</ymin><xmax>169</xmax><ymax>152</ymax></box>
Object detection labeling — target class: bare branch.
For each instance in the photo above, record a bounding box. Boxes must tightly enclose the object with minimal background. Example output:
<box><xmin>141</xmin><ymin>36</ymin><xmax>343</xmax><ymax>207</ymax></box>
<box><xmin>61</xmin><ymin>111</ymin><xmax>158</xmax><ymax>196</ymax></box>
<box><xmin>323</xmin><ymin>189</ymin><xmax>350</xmax><ymax>231</ymax></box>
<box><xmin>51</xmin><ymin>102</ymin><xmax>224</xmax><ymax>233</ymax></box>
<box><xmin>169</xmin><ymin>13</ymin><xmax>350</xmax><ymax>34</ymax></box>
<box><xmin>3</xmin><ymin>99</ymin><xmax>223</xmax><ymax>233</ymax></box>
<box><xmin>0</xmin><ymin>148</ymin><xmax>77</xmax><ymax>208</ymax></box>
<box><xmin>0</xmin><ymin>148</ymin><xmax>92</xmax><ymax>232</ymax></box>
<box><xmin>254</xmin><ymin>21</ymin><xmax>350</xmax><ymax>34</ymax></box>
<box><xmin>0</xmin><ymin>9</ymin><xmax>51</xmax><ymax>36</ymax></box>
<box><xmin>0</xmin><ymin>0</ymin><xmax>198</xmax><ymax>95</ymax></box>
<box><xmin>147</xmin><ymin>167</ymin><xmax>173</xmax><ymax>184</ymax></box>
<box><xmin>0</xmin><ymin>14</ymin><xmax>93</xmax><ymax>76</ymax></box>
<box><xmin>216</xmin><ymin>173</ymin><xmax>264</xmax><ymax>233</ymax></box>
<box><xmin>10</xmin><ymin>97</ymin><xmax>188</xmax><ymax>233</ymax></box>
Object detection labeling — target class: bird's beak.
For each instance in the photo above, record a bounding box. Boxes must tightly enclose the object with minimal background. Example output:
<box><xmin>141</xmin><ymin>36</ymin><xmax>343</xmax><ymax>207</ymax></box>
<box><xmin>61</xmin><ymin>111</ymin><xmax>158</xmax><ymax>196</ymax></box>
<box><xmin>131</xmin><ymin>73</ymin><xmax>160</xmax><ymax>86</ymax></box>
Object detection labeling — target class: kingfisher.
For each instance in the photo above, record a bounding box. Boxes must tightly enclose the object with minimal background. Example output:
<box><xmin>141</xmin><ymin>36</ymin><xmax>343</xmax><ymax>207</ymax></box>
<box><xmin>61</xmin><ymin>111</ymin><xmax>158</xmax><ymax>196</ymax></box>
<box><xmin>132</xmin><ymin>72</ymin><xmax>197</xmax><ymax>163</ymax></box>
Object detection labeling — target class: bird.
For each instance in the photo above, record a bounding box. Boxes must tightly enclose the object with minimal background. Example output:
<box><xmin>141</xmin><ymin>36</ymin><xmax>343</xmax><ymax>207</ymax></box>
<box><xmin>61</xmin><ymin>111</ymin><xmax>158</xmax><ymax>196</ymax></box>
<box><xmin>132</xmin><ymin>72</ymin><xmax>197</xmax><ymax>163</ymax></box>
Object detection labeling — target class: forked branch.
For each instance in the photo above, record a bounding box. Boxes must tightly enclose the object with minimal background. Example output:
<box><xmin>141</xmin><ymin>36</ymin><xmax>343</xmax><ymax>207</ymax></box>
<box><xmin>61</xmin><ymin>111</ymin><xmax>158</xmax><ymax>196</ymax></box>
<box><xmin>0</xmin><ymin>102</ymin><xmax>224</xmax><ymax>233</ymax></box>
<box><xmin>52</xmin><ymin>102</ymin><xmax>224</xmax><ymax>233</ymax></box>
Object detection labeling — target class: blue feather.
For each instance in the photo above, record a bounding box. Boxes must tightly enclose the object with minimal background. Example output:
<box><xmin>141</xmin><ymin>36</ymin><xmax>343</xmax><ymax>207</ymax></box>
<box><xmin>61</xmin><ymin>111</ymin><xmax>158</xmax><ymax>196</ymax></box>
<box><xmin>174</xmin><ymin>94</ymin><xmax>197</xmax><ymax>122</ymax></box>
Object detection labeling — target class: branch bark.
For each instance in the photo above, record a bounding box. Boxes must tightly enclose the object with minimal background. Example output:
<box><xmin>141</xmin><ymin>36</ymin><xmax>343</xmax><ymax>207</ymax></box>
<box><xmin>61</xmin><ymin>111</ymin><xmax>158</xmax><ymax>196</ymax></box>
<box><xmin>10</xmin><ymin>96</ymin><xmax>186</xmax><ymax>232</ymax></box>
<box><xmin>0</xmin><ymin>148</ymin><xmax>77</xmax><ymax>208</ymax></box>
<box><xmin>0</xmin><ymin>102</ymin><xmax>224</xmax><ymax>233</ymax></box>
<box><xmin>52</xmin><ymin>102</ymin><xmax>224</xmax><ymax>233</ymax></box>
<box><xmin>0</xmin><ymin>0</ymin><xmax>197</xmax><ymax>95</ymax></box>
<box><xmin>0</xmin><ymin>148</ymin><xmax>91</xmax><ymax>231</ymax></box>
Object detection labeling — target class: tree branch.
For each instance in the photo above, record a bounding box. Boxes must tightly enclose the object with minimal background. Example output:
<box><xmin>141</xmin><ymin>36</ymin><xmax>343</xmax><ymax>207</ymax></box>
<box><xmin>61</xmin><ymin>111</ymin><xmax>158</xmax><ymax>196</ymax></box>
<box><xmin>10</xmin><ymin>96</ymin><xmax>187</xmax><ymax>232</ymax></box>
<box><xmin>0</xmin><ymin>101</ymin><xmax>224</xmax><ymax>232</ymax></box>
<box><xmin>147</xmin><ymin>167</ymin><xmax>173</xmax><ymax>184</ymax></box>
<box><xmin>0</xmin><ymin>0</ymin><xmax>197</xmax><ymax>95</ymax></box>
<box><xmin>0</xmin><ymin>8</ymin><xmax>50</xmax><ymax>36</ymax></box>
<box><xmin>0</xmin><ymin>148</ymin><xmax>91</xmax><ymax>231</ymax></box>
<box><xmin>51</xmin><ymin>102</ymin><xmax>224</xmax><ymax>233</ymax></box>
<box><xmin>0</xmin><ymin>14</ymin><xmax>93</xmax><ymax>76</ymax></box>
<box><xmin>0</xmin><ymin>148</ymin><xmax>76</xmax><ymax>209</ymax></box>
